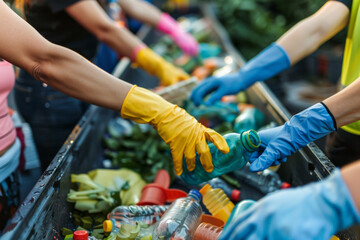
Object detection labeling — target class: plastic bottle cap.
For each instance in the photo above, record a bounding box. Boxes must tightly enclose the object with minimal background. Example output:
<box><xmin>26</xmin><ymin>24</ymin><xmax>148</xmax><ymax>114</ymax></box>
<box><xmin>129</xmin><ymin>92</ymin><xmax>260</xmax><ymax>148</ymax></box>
<box><xmin>103</xmin><ymin>220</ymin><xmax>113</xmax><ymax>233</ymax></box>
<box><xmin>73</xmin><ymin>230</ymin><xmax>88</xmax><ymax>240</ymax></box>
<box><xmin>199</xmin><ymin>184</ymin><xmax>212</xmax><ymax>196</ymax></box>
<box><xmin>189</xmin><ymin>189</ymin><xmax>202</xmax><ymax>201</ymax></box>
<box><xmin>230</xmin><ymin>189</ymin><xmax>241</xmax><ymax>202</ymax></box>
<box><xmin>240</xmin><ymin>130</ymin><xmax>261</xmax><ymax>152</ymax></box>
<box><xmin>281</xmin><ymin>182</ymin><xmax>291</xmax><ymax>189</ymax></box>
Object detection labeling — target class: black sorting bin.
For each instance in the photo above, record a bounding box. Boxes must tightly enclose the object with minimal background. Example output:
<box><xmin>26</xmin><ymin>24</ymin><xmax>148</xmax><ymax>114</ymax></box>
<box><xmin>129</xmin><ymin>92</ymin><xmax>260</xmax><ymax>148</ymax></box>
<box><xmin>2</xmin><ymin>4</ymin><xmax>358</xmax><ymax>240</ymax></box>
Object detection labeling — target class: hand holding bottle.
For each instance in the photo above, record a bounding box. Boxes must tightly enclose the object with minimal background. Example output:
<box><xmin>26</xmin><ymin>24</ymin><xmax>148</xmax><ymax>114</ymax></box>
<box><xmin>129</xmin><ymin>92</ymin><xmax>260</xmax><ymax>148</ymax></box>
<box><xmin>219</xmin><ymin>170</ymin><xmax>360</xmax><ymax>240</ymax></box>
<box><xmin>121</xmin><ymin>86</ymin><xmax>229</xmax><ymax>175</ymax></box>
<box><xmin>249</xmin><ymin>103</ymin><xmax>336</xmax><ymax>172</ymax></box>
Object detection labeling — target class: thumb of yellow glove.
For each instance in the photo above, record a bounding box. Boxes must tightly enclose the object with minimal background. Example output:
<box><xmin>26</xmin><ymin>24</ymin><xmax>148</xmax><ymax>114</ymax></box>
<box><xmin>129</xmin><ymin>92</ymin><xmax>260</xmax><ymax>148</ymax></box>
<box><xmin>135</xmin><ymin>47</ymin><xmax>190</xmax><ymax>86</ymax></box>
<box><xmin>121</xmin><ymin>85</ymin><xmax>229</xmax><ymax>175</ymax></box>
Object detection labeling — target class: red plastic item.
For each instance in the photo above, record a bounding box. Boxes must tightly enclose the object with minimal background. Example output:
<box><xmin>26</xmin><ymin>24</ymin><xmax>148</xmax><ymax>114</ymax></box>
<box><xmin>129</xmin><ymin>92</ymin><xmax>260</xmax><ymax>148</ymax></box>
<box><xmin>194</xmin><ymin>223</ymin><xmax>223</xmax><ymax>240</ymax></box>
<box><xmin>280</xmin><ymin>182</ymin><xmax>291</xmax><ymax>189</ymax></box>
<box><xmin>230</xmin><ymin>189</ymin><xmax>241</xmax><ymax>202</ymax></box>
<box><xmin>73</xmin><ymin>230</ymin><xmax>88</xmax><ymax>240</ymax></box>
<box><xmin>137</xmin><ymin>170</ymin><xmax>187</xmax><ymax>206</ymax></box>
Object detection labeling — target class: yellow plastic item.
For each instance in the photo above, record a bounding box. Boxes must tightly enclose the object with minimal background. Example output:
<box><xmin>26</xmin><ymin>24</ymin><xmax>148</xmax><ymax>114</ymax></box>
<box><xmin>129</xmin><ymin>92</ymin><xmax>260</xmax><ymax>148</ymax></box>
<box><xmin>200</xmin><ymin>184</ymin><xmax>234</xmax><ymax>223</ymax></box>
<box><xmin>103</xmin><ymin>220</ymin><xmax>113</xmax><ymax>233</ymax></box>
<box><xmin>121</xmin><ymin>86</ymin><xmax>229</xmax><ymax>175</ymax></box>
<box><xmin>88</xmin><ymin>169</ymin><xmax>146</xmax><ymax>205</ymax></box>
<box><xmin>135</xmin><ymin>47</ymin><xmax>190</xmax><ymax>86</ymax></box>
<box><xmin>329</xmin><ymin>236</ymin><xmax>340</xmax><ymax>240</ymax></box>
<box><xmin>339</xmin><ymin>0</ymin><xmax>360</xmax><ymax>135</ymax></box>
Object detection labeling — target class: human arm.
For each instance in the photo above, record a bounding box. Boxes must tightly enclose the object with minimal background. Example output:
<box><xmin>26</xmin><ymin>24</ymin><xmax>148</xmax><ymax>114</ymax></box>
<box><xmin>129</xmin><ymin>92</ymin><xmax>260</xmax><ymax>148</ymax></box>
<box><xmin>118</xmin><ymin>0</ymin><xmax>198</xmax><ymax>56</ymax></box>
<box><xmin>249</xmin><ymin>76</ymin><xmax>360</xmax><ymax>171</ymax></box>
<box><xmin>219</xmin><ymin>160</ymin><xmax>360</xmax><ymax>240</ymax></box>
<box><xmin>65</xmin><ymin>0</ymin><xmax>189</xmax><ymax>86</ymax></box>
<box><xmin>191</xmin><ymin>1</ymin><xmax>350</xmax><ymax>106</ymax></box>
<box><xmin>0</xmin><ymin>0</ymin><xmax>228</xmax><ymax>175</ymax></box>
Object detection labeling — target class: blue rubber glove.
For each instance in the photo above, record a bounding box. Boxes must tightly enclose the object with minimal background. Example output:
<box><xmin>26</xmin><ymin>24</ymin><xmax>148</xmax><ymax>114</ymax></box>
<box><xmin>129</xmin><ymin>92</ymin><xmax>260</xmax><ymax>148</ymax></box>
<box><xmin>191</xmin><ymin>43</ymin><xmax>290</xmax><ymax>106</ymax></box>
<box><xmin>249</xmin><ymin>103</ymin><xmax>336</xmax><ymax>172</ymax></box>
<box><xmin>219</xmin><ymin>169</ymin><xmax>360</xmax><ymax>240</ymax></box>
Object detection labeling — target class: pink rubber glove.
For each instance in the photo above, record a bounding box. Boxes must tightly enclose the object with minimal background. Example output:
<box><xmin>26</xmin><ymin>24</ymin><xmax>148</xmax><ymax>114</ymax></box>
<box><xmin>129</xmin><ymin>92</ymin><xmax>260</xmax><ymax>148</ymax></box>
<box><xmin>157</xmin><ymin>13</ymin><xmax>199</xmax><ymax>56</ymax></box>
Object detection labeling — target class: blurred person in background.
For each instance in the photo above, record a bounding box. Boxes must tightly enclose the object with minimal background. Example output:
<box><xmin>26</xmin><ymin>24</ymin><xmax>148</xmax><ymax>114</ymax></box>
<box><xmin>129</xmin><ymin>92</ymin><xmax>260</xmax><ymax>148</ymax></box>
<box><xmin>0</xmin><ymin>0</ymin><xmax>227</xmax><ymax>228</ymax></box>
<box><xmin>14</xmin><ymin>0</ymin><xmax>198</xmax><ymax>170</ymax></box>
<box><xmin>191</xmin><ymin>0</ymin><xmax>359</xmax><ymax>168</ymax></box>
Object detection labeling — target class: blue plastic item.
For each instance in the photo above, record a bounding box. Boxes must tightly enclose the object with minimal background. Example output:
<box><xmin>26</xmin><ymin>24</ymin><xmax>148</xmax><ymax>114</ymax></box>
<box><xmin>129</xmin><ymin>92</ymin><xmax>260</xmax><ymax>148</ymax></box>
<box><xmin>249</xmin><ymin>103</ymin><xmax>336</xmax><ymax>171</ymax></box>
<box><xmin>219</xmin><ymin>170</ymin><xmax>360</xmax><ymax>240</ymax></box>
<box><xmin>234</xmin><ymin>107</ymin><xmax>265</xmax><ymax>133</ymax></box>
<box><xmin>181</xmin><ymin>130</ymin><xmax>261</xmax><ymax>186</ymax></box>
<box><xmin>191</xmin><ymin>43</ymin><xmax>291</xmax><ymax>106</ymax></box>
<box><xmin>199</xmin><ymin>43</ymin><xmax>222</xmax><ymax>59</ymax></box>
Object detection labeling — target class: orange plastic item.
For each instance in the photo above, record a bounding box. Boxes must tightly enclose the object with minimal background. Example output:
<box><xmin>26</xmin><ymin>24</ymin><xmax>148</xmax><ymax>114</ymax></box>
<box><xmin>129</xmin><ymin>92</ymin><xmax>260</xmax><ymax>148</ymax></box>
<box><xmin>203</xmin><ymin>58</ymin><xmax>218</xmax><ymax>71</ymax></box>
<box><xmin>194</xmin><ymin>223</ymin><xmax>223</xmax><ymax>240</ymax></box>
<box><xmin>192</xmin><ymin>66</ymin><xmax>211</xmax><ymax>80</ymax></box>
<box><xmin>201</xmin><ymin>214</ymin><xmax>224</xmax><ymax>228</ymax></box>
<box><xmin>137</xmin><ymin>170</ymin><xmax>187</xmax><ymax>206</ymax></box>
<box><xmin>238</xmin><ymin>103</ymin><xmax>256</xmax><ymax>112</ymax></box>
<box><xmin>199</xmin><ymin>184</ymin><xmax>234</xmax><ymax>223</ymax></box>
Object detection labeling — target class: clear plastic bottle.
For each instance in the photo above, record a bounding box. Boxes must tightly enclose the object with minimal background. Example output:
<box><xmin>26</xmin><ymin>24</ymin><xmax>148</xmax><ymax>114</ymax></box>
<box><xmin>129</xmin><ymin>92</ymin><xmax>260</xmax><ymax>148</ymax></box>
<box><xmin>193</xmin><ymin>223</ymin><xmax>223</xmax><ymax>240</ymax></box>
<box><xmin>152</xmin><ymin>190</ymin><xmax>203</xmax><ymax>240</ymax></box>
<box><xmin>109</xmin><ymin>205</ymin><xmax>169</xmax><ymax>227</ymax></box>
<box><xmin>234</xmin><ymin>107</ymin><xmax>265</xmax><ymax>133</ymax></box>
<box><xmin>199</xmin><ymin>184</ymin><xmax>234</xmax><ymax>223</ymax></box>
<box><xmin>180</xmin><ymin>130</ymin><xmax>261</xmax><ymax>186</ymax></box>
<box><xmin>232</xmin><ymin>164</ymin><xmax>285</xmax><ymax>194</ymax></box>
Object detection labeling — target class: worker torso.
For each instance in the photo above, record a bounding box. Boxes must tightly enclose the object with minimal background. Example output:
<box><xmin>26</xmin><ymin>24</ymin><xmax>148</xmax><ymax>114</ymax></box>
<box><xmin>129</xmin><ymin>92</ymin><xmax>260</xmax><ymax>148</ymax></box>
<box><xmin>24</xmin><ymin>0</ymin><xmax>98</xmax><ymax>60</ymax></box>
<box><xmin>338</xmin><ymin>0</ymin><xmax>360</xmax><ymax>134</ymax></box>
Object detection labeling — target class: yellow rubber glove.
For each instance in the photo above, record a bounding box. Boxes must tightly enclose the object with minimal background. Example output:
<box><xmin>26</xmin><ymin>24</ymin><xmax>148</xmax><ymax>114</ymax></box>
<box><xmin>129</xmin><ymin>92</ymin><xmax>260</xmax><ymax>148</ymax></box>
<box><xmin>134</xmin><ymin>47</ymin><xmax>190</xmax><ymax>86</ymax></box>
<box><xmin>121</xmin><ymin>85</ymin><xmax>230</xmax><ymax>175</ymax></box>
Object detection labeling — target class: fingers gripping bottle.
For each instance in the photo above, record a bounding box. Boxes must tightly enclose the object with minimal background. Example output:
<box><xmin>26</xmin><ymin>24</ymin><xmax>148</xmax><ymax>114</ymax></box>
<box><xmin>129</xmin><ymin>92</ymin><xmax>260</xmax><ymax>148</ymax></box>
<box><xmin>152</xmin><ymin>190</ymin><xmax>203</xmax><ymax>240</ymax></box>
<box><xmin>199</xmin><ymin>184</ymin><xmax>234</xmax><ymax>223</ymax></box>
<box><xmin>181</xmin><ymin>130</ymin><xmax>261</xmax><ymax>186</ymax></box>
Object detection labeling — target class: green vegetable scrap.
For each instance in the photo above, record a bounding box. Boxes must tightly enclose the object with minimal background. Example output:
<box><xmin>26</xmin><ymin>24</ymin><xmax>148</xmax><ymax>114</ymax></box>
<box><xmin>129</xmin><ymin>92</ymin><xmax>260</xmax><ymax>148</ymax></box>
<box><xmin>103</xmin><ymin>122</ymin><xmax>174</xmax><ymax>183</ymax></box>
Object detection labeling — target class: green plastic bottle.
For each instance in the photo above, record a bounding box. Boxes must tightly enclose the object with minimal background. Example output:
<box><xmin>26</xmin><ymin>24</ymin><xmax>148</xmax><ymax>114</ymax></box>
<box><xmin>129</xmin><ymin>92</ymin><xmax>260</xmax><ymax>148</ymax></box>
<box><xmin>180</xmin><ymin>130</ymin><xmax>261</xmax><ymax>186</ymax></box>
<box><xmin>234</xmin><ymin>107</ymin><xmax>265</xmax><ymax>133</ymax></box>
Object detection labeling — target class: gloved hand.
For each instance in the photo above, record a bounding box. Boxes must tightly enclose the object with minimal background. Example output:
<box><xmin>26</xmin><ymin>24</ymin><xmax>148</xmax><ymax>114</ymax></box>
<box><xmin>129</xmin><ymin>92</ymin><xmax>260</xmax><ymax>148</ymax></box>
<box><xmin>121</xmin><ymin>85</ymin><xmax>229</xmax><ymax>175</ymax></box>
<box><xmin>249</xmin><ymin>103</ymin><xmax>336</xmax><ymax>172</ymax></box>
<box><xmin>133</xmin><ymin>45</ymin><xmax>190</xmax><ymax>86</ymax></box>
<box><xmin>157</xmin><ymin>13</ymin><xmax>199</xmax><ymax>56</ymax></box>
<box><xmin>191</xmin><ymin>43</ymin><xmax>290</xmax><ymax>106</ymax></box>
<box><xmin>219</xmin><ymin>169</ymin><xmax>360</xmax><ymax>240</ymax></box>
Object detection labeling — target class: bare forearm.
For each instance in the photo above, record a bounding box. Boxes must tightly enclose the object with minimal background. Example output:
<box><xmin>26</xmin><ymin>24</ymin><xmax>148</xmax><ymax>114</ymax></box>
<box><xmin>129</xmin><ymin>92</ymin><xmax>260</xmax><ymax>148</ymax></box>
<box><xmin>97</xmin><ymin>23</ymin><xmax>143</xmax><ymax>58</ymax></box>
<box><xmin>118</xmin><ymin>0</ymin><xmax>161</xmax><ymax>26</ymax></box>
<box><xmin>323</xmin><ymin>78</ymin><xmax>360</xmax><ymax>127</ymax></box>
<box><xmin>277</xmin><ymin>1</ymin><xmax>349</xmax><ymax>65</ymax></box>
<box><xmin>32</xmin><ymin>44</ymin><xmax>132</xmax><ymax>111</ymax></box>
<box><xmin>0</xmin><ymin>1</ymin><xmax>132</xmax><ymax>111</ymax></box>
<box><xmin>66</xmin><ymin>0</ymin><xmax>143</xmax><ymax>58</ymax></box>
<box><xmin>341</xmin><ymin>160</ymin><xmax>360</xmax><ymax>213</ymax></box>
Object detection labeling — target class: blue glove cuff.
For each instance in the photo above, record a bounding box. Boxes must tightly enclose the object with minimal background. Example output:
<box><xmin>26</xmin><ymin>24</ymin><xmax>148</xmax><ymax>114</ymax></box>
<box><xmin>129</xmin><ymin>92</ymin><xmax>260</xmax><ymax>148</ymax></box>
<box><xmin>239</xmin><ymin>43</ymin><xmax>291</xmax><ymax>85</ymax></box>
<box><xmin>287</xmin><ymin>103</ymin><xmax>336</xmax><ymax>148</ymax></box>
<box><xmin>320</xmin><ymin>169</ymin><xmax>360</xmax><ymax>230</ymax></box>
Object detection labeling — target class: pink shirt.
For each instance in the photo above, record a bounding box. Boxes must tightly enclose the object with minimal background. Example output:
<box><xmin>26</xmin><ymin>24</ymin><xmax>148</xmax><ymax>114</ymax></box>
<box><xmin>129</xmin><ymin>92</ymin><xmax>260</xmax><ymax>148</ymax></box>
<box><xmin>0</xmin><ymin>60</ymin><xmax>16</xmax><ymax>151</ymax></box>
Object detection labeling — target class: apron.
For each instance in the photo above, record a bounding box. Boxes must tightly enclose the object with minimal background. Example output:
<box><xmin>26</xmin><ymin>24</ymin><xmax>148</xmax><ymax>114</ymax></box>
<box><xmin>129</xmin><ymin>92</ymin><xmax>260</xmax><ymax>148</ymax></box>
<box><xmin>340</xmin><ymin>0</ymin><xmax>360</xmax><ymax>135</ymax></box>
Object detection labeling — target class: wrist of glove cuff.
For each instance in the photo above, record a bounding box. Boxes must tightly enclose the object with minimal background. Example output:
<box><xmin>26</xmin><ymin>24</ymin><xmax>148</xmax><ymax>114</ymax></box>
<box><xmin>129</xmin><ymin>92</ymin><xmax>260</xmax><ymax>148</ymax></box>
<box><xmin>239</xmin><ymin>43</ymin><xmax>291</xmax><ymax>86</ymax></box>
